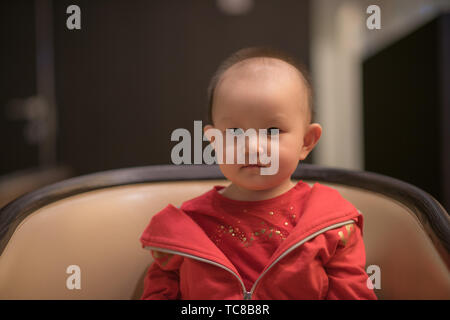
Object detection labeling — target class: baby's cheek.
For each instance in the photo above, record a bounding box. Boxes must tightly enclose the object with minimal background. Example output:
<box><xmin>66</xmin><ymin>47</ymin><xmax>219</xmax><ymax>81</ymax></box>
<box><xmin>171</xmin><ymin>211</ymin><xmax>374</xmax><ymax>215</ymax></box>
<box><xmin>218</xmin><ymin>162</ymin><xmax>241</xmax><ymax>182</ymax></box>
<box><xmin>277</xmin><ymin>139</ymin><xmax>295</xmax><ymax>157</ymax></box>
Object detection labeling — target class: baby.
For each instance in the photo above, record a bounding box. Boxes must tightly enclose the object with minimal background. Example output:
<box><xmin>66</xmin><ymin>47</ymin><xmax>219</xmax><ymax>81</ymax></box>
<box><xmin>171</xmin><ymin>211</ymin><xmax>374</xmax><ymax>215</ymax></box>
<box><xmin>140</xmin><ymin>47</ymin><xmax>377</xmax><ymax>300</ymax></box>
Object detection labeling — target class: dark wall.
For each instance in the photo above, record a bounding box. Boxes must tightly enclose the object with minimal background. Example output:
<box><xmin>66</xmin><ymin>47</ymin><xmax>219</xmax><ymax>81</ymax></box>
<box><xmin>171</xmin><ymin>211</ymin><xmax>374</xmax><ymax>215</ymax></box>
<box><xmin>363</xmin><ymin>13</ymin><xmax>450</xmax><ymax>210</ymax></box>
<box><xmin>52</xmin><ymin>0</ymin><xmax>311</xmax><ymax>175</ymax></box>
<box><xmin>0</xmin><ymin>1</ymin><xmax>38</xmax><ymax>175</ymax></box>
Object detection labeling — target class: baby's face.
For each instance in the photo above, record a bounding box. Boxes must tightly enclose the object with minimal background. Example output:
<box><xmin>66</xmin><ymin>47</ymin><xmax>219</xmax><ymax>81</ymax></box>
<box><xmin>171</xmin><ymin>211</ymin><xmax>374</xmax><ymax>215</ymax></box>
<box><xmin>205</xmin><ymin>58</ymin><xmax>320</xmax><ymax>191</ymax></box>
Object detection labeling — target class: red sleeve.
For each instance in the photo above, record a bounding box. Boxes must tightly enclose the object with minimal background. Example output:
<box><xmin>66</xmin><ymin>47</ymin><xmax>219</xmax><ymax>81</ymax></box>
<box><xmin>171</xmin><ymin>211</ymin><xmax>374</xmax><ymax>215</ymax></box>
<box><xmin>324</xmin><ymin>222</ymin><xmax>378</xmax><ymax>300</ymax></box>
<box><xmin>140</xmin><ymin>250</ymin><xmax>183</xmax><ymax>300</ymax></box>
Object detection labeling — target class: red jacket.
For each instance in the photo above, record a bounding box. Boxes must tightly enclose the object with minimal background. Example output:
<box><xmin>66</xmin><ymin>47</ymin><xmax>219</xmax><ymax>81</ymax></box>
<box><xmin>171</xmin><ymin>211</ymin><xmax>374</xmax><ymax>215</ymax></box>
<box><xmin>140</xmin><ymin>183</ymin><xmax>377</xmax><ymax>300</ymax></box>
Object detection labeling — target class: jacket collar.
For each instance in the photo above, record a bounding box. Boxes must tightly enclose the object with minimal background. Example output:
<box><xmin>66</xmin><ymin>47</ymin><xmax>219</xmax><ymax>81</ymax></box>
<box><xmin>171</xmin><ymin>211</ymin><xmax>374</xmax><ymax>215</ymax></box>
<box><xmin>140</xmin><ymin>203</ymin><xmax>240</xmax><ymax>274</ymax></box>
<box><xmin>140</xmin><ymin>182</ymin><xmax>362</xmax><ymax>273</ymax></box>
<box><xmin>270</xmin><ymin>182</ymin><xmax>362</xmax><ymax>260</ymax></box>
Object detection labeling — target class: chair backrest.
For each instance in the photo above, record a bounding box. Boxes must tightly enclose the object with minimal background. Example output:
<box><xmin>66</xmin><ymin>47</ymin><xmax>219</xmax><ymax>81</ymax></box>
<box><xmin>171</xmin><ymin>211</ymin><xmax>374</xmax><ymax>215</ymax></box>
<box><xmin>0</xmin><ymin>166</ymin><xmax>72</xmax><ymax>208</ymax></box>
<box><xmin>0</xmin><ymin>165</ymin><xmax>449</xmax><ymax>299</ymax></box>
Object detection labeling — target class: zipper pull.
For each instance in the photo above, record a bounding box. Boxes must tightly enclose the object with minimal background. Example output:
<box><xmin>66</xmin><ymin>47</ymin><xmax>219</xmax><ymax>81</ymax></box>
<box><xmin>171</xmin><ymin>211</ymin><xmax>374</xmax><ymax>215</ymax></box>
<box><xmin>244</xmin><ymin>291</ymin><xmax>252</xmax><ymax>300</ymax></box>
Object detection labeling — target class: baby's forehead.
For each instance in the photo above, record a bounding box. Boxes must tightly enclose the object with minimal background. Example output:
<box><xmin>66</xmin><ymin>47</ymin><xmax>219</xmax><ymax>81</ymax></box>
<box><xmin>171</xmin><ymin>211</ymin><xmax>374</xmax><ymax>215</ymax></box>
<box><xmin>212</xmin><ymin>57</ymin><xmax>311</xmax><ymax>125</ymax></box>
<box><xmin>214</xmin><ymin>59</ymin><xmax>307</xmax><ymax>121</ymax></box>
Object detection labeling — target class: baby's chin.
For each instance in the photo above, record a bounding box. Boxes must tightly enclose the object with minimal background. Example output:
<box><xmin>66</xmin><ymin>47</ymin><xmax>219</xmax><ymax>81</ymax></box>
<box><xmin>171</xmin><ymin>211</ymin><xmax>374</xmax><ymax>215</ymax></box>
<box><xmin>230</xmin><ymin>173</ymin><xmax>287</xmax><ymax>192</ymax></box>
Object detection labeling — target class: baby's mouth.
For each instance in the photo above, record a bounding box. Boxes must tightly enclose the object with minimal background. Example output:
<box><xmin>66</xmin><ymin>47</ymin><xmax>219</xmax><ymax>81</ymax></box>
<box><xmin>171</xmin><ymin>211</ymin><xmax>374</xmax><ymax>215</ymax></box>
<box><xmin>241</xmin><ymin>164</ymin><xmax>269</xmax><ymax>169</ymax></box>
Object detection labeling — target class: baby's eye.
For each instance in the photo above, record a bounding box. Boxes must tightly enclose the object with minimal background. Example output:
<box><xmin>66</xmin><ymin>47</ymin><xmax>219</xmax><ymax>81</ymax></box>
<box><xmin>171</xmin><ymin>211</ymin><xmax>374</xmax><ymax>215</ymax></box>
<box><xmin>267</xmin><ymin>127</ymin><xmax>280</xmax><ymax>136</ymax></box>
<box><xmin>228</xmin><ymin>128</ymin><xmax>244</xmax><ymax>136</ymax></box>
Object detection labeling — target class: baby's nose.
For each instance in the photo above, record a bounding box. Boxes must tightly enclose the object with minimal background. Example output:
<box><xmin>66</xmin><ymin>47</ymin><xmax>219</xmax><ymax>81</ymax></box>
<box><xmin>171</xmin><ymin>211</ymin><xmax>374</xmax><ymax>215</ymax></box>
<box><xmin>245</xmin><ymin>136</ymin><xmax>266</xmax><ymax>155</ymax></box>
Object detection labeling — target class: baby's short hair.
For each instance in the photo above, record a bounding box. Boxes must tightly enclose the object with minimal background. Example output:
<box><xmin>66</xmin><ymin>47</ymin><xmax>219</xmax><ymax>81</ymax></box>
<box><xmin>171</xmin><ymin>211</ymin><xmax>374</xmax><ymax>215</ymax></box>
<box><xmin>206</xmin><ymin>46</ymin><xmax>314</xmax><ymax>125</ymax></box>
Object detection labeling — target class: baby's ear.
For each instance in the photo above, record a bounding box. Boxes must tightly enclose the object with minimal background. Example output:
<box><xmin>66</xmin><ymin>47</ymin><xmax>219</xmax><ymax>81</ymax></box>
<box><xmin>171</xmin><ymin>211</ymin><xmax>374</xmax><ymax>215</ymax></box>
<box><xmin>299</xmin><ymin>123</ymin><xmax>322</xmax><ymax>160</ymax></box>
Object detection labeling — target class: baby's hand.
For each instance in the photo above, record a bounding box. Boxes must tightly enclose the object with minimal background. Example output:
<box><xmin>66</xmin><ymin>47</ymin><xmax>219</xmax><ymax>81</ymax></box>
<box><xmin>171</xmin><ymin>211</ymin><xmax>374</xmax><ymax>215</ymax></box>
<box><xmin>151</xmin><ymin>250</ymin><xmax>175</xmax><ymax>267</ymax></box>
<box><xmin>337</xmin><ymin>223</ymin><xmax>356</xmax><ymax>247</ymax></box>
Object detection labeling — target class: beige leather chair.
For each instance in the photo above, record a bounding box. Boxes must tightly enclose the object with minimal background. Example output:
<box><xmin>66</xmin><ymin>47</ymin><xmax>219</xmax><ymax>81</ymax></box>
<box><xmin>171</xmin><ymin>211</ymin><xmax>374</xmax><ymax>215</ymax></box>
<box><xmin>0</xmin><ymin>164</ymin><xmax>449</xmax><ymax>300</ymax></box>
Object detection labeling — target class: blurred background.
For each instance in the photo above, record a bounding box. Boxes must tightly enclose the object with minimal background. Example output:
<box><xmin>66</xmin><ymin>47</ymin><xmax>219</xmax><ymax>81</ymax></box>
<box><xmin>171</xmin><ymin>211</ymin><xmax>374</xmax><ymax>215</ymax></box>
<box><xmin>0</xmin><ymin>0</ymin><xmax>449</xmax><ymax>210</ymax></box>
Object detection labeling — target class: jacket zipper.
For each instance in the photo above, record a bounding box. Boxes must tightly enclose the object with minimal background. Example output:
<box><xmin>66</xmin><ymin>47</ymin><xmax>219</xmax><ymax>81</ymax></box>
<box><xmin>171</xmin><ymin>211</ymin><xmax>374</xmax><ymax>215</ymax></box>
<box><xmin>144</xmin><ymin>219</ymin><xmax>355</xmax><ymax>300</ymax></box>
